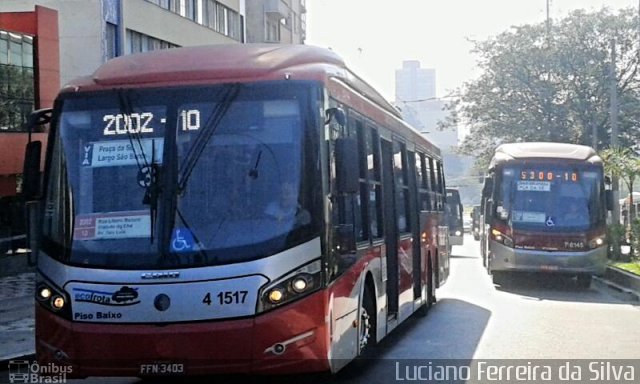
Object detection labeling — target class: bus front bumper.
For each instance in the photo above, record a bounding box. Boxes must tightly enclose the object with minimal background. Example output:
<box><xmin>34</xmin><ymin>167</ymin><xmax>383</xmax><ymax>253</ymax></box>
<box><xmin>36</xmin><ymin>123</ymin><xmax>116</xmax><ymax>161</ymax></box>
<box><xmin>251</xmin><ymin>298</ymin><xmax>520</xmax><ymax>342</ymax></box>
<box><xmin>488</xmin><ymin>241</ymin><xmax>607</xmax><ymax>276</ymax></box>
<box><xmin>35</xmin><ymin>290</ymin><xmax>330</xmax><ymax>378</ymax></box>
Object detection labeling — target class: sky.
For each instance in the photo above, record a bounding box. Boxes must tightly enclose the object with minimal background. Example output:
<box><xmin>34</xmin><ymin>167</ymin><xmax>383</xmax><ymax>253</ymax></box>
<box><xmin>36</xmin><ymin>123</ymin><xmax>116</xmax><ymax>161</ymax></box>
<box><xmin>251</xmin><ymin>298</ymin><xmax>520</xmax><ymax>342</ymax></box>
<box><xmin>305</xmin><ymin>0</ymin><xmax>640</xmax><ymax>102</ymax></box>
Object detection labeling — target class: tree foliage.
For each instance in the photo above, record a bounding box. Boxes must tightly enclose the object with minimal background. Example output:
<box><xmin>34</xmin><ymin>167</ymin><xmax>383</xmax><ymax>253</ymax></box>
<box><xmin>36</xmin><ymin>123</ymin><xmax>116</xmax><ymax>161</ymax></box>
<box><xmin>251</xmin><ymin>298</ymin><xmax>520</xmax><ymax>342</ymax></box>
<box><xmin>601</xmin><ymin>147</ymin><xmax>640</xmax><ymax>260</ymax></box>
<box><xmin>441</xmin><ymin>7</ymin><xmax>640</xmax><ymax>167</ymax></box>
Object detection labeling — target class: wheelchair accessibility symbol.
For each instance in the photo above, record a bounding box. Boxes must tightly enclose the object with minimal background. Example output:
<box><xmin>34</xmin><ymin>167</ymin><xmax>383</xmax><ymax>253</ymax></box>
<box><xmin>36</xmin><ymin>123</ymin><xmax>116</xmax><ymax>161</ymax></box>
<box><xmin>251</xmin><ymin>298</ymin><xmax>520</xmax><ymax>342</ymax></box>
<box><xmin>171</xmin><ymin>228</ymin><xmax>195</xmax><ymax>252</ymax></box>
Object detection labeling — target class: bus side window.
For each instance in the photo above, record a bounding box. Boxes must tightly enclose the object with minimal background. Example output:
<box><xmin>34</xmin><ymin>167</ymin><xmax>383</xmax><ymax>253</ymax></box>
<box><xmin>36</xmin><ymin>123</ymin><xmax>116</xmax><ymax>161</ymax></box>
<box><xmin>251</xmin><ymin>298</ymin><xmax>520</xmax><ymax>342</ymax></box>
<box><xmin>415</xmin><ymin>152</ymin><xmax>431</xmax><ymax>211</ymax></box>
<box><xmin>393</xmin><ymin>140</ymin><xmax>411</xmax><ymax>233</ymax></box>
<box><xmin>330</xmin><ymin>109</ymin><xmax>361</xmax><ymax>279</ymax></box>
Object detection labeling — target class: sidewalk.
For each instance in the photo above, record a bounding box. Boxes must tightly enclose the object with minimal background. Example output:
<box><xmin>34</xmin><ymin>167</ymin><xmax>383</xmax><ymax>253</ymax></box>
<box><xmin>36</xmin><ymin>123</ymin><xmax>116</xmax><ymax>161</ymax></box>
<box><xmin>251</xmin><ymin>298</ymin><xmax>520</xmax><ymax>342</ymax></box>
<box><xmin>0</xmin><ymin>272</ymin><xmax>35</xmax><ymax>364</ymax></box>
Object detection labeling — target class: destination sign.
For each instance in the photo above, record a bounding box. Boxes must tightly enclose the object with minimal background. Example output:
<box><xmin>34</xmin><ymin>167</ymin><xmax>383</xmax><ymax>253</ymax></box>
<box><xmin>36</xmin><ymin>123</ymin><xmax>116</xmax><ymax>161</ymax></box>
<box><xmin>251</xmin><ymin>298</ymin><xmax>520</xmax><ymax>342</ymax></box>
<box><xmin>520</xmin><ymin>170</ymin><xmax>579</xmax><ymax>182</ymax></box>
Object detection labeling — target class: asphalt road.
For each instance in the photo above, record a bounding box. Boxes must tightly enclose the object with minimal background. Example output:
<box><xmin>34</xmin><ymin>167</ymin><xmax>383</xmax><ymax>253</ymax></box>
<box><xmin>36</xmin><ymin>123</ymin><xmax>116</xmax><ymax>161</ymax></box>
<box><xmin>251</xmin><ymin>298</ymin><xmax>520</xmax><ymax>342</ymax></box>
<box><xmin>2</xmin><ymin>234</ymin><xmax>639</xmax><ymax>384</ymax></box>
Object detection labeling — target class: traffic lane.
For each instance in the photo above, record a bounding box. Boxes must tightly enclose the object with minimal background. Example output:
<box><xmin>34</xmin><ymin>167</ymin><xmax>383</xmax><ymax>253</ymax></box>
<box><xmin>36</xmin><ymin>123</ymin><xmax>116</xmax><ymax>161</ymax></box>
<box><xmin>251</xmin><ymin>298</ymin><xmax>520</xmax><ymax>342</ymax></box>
<box><xmin>475</xmin><ymin>273</ymin><xmax>640</xmax><ymax>359</ymax></box>
<box><xmin>452</xmin><ymin>236</ymin><xmax>640</xmax><ymax>360</ymax></box>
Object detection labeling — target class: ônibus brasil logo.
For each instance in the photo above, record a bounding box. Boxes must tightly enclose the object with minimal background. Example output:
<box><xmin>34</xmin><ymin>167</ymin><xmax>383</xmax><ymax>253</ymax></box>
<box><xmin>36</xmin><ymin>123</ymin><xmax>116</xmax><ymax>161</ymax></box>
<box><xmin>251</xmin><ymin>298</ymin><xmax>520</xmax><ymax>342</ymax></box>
<box><xmin>8</xmin><ymin>360</ymin><xmax>72</xmax><ymax>383</ymax></box>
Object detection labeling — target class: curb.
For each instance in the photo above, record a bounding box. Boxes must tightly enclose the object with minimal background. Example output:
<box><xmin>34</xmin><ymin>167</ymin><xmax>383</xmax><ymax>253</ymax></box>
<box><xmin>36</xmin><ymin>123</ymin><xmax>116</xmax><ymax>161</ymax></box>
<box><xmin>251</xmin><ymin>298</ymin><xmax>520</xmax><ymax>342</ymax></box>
<box><xmin>593</xmin><ymin>276</ymin><xmax>640</xmax><ymax>301</ymax></box>
<box><xmin>593</xmin><ymin>266</ymin><xmax>640</xmax><ymax>301</ymax></box>
<box><xmin>604</xmin><ymin>265</ymin><xmax>640</xmax><ymax>292</ymax></box>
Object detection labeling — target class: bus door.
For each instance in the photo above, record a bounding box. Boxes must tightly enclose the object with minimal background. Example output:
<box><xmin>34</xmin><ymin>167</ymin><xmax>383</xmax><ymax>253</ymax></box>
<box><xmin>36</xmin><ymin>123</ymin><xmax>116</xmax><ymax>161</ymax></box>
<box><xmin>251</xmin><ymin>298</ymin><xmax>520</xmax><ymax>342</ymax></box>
<box><xmin>407</xmin><ymin>151</ymin><xmax>422</xmax><ymax>301</ymax></box>
<box><xmin>380</xmin><ymin>139</ymin><xmax>399</xmax><ymax>318</ymax></box>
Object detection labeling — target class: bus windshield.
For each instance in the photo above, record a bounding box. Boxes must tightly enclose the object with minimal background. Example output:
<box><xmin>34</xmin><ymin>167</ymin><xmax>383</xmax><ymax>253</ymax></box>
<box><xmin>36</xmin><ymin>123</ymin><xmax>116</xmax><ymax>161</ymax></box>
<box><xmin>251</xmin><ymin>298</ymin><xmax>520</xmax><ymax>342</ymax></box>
<box><xmin>42</xmin><ymin>83</ymin><xmax>321</xmax><ymax>269</ymax></box>
<box><xmin>495</xmin><ymin>165</ymin><xmax>604</xmax><ymax>231</ymax></box>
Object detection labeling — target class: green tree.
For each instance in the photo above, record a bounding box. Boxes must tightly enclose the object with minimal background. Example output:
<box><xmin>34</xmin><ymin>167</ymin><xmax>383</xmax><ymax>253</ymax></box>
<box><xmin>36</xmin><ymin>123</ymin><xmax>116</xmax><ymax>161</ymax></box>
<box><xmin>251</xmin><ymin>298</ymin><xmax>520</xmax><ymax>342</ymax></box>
<box><xmin>441</xmin><ymin>8</ymin><xmax>640</xmax><ymax>165</ymax></box>
<box><xmin>600</xmin><ymin>147</ymin><xmax>640</xmax><ymax>260</ymax></box>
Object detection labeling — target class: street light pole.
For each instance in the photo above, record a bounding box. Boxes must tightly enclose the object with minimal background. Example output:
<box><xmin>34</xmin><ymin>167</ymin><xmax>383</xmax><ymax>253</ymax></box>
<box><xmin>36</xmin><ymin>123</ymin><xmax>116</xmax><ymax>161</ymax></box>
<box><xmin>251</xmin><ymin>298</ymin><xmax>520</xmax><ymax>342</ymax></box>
<box><xmin>610</xmin><ymin>39</ymin><xmax>620</xmax><ymax>225</ymax></box>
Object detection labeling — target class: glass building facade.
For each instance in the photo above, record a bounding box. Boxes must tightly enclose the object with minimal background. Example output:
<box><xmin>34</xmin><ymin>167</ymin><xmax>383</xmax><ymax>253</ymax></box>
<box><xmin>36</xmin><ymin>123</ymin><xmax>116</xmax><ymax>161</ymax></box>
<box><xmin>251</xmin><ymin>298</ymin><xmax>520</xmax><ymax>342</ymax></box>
<box><xmin>0</xmin><ymin>30</ymin><xmax>34</xmax><ymax>132</ymax></box>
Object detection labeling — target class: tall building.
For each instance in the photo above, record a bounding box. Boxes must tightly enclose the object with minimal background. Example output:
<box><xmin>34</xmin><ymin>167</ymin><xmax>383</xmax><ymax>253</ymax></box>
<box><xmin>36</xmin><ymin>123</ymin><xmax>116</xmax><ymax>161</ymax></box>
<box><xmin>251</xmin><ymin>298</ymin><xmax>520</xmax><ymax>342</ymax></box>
<box><xmin>394</xmin><ymin>60</ymin><xmax>476</xmax><ymax>204</ymax></box>
<box><xmin>395</xmin><ymin>60</ymin><xmax>435</xmax><ymax>102</ymax></box>
<box><xmin>244</xmin><ymin>0</ymin><xmax>306</xmax><ymax>44</ymax></box>
<box><xmin>395</xmin><ymin>60</ymin><xmax>455</xmax><ymax>150</ymax></box>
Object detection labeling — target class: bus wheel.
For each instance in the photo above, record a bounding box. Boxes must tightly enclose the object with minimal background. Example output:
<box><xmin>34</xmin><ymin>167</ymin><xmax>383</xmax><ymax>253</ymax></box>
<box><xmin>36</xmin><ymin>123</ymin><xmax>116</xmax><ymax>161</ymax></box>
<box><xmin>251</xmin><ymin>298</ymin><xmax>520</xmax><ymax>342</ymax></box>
<box><xmin>492</xmin><ymin>271</ymin><xmax>507</xmax><ymax>286</ymax></box>
<box><xmin>359</xmin><ymin>287</ymin><xmax>376</xmax><ymax>356</ymax></box>
<box><xmin>576</xmin><ymin>274</ymin><xmax>592</xmax><ymax>289</ymax></box>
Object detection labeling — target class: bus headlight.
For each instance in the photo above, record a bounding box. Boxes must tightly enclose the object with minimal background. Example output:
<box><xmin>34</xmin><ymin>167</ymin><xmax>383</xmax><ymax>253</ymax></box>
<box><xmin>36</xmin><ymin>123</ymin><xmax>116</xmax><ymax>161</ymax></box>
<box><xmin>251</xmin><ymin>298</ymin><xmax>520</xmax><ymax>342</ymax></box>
<box><xmin>36</xmin><ymin>276</ymin><xmax>72</xmax><ymax>320</ymax></box>
<box><xmin>455</xmin><ymin>230</ymin><xmax>462</xmax><ymax>237</ymax></box>
<box><xmin>38</xmin><ymin>287</ymin><xmax>52</xmax><ymax>300</ymax></box>
<box><xmin>52</xmin><ymin>295</ymin><xmax>66</xmax><ymax>310</ymax></box>
<box><xmin>588</xmin><ymin>235</ymin><xmax>606</xmax><ymax>249</ymax></box>
<box><xmin>267</xmin><ymin>288</ymin><xmax>285</xmax><ymax>304</ymax></box>
<box><xmin>258</xmin><ymin>259</ymin><xmax>322</xmax><ymax>313</ymax></box>
<box><xmin>291</xmin><ymin>275</ymin><xmax>310</xmax><ymax>293</ymax></box>
<box><xmin>491</xmin><ymin>228</ymin><xmax>514</xmax><ymax>248</ymax></box>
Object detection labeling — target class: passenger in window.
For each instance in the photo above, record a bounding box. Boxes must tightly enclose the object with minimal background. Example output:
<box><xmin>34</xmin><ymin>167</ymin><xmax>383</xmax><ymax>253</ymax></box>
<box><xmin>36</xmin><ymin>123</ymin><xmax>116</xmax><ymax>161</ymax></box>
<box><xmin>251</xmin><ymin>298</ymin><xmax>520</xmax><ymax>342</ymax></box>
<box><xmin>265</xmin><ymin>181</ymin><xmax>310</xmax><ymax>226</ymax></box>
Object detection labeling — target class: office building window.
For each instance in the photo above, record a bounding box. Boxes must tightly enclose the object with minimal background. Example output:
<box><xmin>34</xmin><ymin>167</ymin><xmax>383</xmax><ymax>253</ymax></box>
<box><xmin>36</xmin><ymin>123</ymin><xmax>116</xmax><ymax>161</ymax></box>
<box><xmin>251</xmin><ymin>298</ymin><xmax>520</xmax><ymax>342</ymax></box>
<box><xmin>106</xmin><ymin>22</ymin><xmax>117</xmax><ymax>60</ymax></box>
<box><xmin>184</xmin><ymin>0</ymin><xmax>198</xmax><ymax>21</ymax></box>
<box><xmin>0</xmin><ymin>30</ymin><xmax>34</xmax><ymax>132</ymax></box>
<box><xmin>148</xmin><ymin>0</ymin><xmax>243</xmax><ymax>42</ymax></box>
<box><xmin>227</xmin><ymin>8</ymin><xmax>241</xmax><ymax>40</ymax></box>
<box><xmin>126</xmin><ymin>30</ymin><xmax>178</xmax><ymax>54</ymax></box>
<box><xmin>266</xmin><ymin>18</ymin><xmax>280</xmax><ymax>42</ymax></box>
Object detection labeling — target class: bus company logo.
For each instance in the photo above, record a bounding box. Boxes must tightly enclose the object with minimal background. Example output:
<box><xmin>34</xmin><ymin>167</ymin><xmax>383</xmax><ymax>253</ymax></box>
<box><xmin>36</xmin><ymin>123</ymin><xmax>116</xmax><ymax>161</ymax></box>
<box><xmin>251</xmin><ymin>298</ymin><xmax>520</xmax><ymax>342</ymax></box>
<box><xmin>141</xmin><ymin>271</ymin><xmax>180</xmax><ymax>280</ymax></box>
<box><xmin>72</xmin><ymin>286</ymin><xmax>140</xmax><ymax>306</ymax></box>
<box><xmin>8</xmin><ymin>360</ymin><xmax>72</xmax><ymax>383</ymax></box>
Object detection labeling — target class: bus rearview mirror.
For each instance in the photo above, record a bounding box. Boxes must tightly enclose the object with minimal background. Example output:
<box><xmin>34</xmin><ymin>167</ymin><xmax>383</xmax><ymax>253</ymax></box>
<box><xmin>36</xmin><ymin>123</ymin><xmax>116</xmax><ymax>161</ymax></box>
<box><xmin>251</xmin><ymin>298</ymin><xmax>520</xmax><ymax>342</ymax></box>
<box><xmin>23</xmin><ymin>141</ymin><xmax>42</xmax><ymax>201</ymax></box>
<box><xmin>325</xmin><ymin>107</ymin><xmax>346</xmax><ymax>127</ymax></box>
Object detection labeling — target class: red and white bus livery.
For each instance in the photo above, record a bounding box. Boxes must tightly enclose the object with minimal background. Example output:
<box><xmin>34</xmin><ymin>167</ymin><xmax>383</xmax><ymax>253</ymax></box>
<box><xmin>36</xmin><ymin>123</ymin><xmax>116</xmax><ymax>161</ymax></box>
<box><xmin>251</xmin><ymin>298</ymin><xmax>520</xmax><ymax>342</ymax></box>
<box><xmin>25</xmin><ymin>44</ymin><xmax>449</xmax><ymax>377</ymax></box>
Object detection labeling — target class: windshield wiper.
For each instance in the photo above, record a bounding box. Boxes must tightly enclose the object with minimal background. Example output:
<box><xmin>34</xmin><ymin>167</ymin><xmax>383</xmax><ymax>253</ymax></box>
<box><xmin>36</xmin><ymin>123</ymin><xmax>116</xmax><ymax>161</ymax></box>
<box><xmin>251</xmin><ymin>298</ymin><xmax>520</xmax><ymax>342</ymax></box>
<box><xmin>117</xmin><ymin>89</ymin><xmax>160</xmax><ymax>243</ymax></box>
<box><xmin>178</xmin><ymin>84</ymin><xmax>241</xmax><ymax>193</ymax></box>
<box><xmin>142</xmin><ymin>141</ymin><xmax>160</xmax><ymax>243</ymax></box>
<box><xmin>248</xmin><ymin>150</ymin><xmax>262</xmax><ymax>179</ymax></box>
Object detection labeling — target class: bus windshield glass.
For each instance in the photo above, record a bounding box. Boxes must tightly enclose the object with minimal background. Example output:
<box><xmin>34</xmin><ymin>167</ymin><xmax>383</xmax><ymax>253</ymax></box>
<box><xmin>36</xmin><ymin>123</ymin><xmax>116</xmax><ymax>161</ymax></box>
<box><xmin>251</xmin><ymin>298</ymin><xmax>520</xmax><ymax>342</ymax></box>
<box><xmin>42</xmin><ymin>83</ymin><xmax>321</xmax><ymax>269</ymax></box>
<box><xmin>495</xmin><ymin>165</ymin><xmax>604</xmax><ymax>231</ymax></box>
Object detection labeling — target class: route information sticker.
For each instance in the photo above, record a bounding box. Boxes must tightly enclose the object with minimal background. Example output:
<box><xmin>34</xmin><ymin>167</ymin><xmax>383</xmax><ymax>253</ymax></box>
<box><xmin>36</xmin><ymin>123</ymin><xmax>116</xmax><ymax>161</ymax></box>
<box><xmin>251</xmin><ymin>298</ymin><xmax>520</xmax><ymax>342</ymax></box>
<box><xmin>517</xmin><ymin>180</ymin><xmax>551</xmax><ymax>192</ymax></box>
<box><xmin>74</xmin><ymin>211</ymin><xmax>151</xmax><ymax>240</ymax></box>
<box><xmin>81</xmin><ymin>138</ymin><xmax>163</xmax><ymax>168</ymax></box>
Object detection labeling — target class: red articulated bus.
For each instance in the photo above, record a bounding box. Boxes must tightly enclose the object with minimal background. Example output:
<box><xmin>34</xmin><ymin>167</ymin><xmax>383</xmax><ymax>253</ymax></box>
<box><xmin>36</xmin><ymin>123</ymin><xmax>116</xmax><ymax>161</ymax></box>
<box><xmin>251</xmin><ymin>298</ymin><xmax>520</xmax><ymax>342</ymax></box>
<box><xmin>24</xmin><ymin>44</ymin><xmax>449</xmax><ymax>378</ymax></box>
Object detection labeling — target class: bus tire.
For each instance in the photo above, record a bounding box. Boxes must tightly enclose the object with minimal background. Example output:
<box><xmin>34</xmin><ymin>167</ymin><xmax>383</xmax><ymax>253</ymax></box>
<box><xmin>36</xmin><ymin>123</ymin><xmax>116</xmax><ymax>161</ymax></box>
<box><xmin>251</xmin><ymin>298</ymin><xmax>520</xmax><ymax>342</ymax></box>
<box><xmin>492</xmin><ymin>271</ymin><xmax>507</xmax><ymax>286</ymax></box>
<box><xmin>576</xmin><ymin>274</ymin><xmax>592</xmax><ymax>289</ymax></box>
<box><xmin>358</xmin><ymin>286</ymin><xmax>377</xmax><ymax>357</ymax></box>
